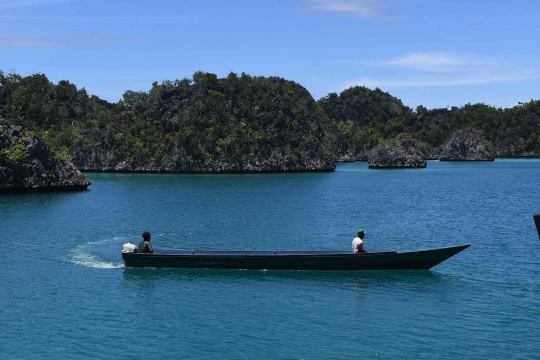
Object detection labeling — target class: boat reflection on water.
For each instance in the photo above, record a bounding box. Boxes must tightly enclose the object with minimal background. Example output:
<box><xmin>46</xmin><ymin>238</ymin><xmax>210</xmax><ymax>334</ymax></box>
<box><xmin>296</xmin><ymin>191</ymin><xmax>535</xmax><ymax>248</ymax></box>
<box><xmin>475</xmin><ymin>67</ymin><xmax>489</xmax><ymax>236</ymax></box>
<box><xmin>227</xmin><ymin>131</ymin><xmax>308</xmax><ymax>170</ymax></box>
<box><xmin>122</xmin><ymin>266</ymin><xmax>460</xmax><ymax>293</ymax></box>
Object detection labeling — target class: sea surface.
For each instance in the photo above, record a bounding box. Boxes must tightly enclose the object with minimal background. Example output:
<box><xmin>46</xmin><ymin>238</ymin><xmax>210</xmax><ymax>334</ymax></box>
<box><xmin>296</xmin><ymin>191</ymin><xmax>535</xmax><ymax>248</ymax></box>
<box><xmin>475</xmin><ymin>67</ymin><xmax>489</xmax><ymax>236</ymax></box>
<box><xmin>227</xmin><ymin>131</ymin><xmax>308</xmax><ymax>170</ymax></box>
<box><xmin>1</xmin><ymin>160</ymin><xmax>540</xmax><ymax>359</ymax></box>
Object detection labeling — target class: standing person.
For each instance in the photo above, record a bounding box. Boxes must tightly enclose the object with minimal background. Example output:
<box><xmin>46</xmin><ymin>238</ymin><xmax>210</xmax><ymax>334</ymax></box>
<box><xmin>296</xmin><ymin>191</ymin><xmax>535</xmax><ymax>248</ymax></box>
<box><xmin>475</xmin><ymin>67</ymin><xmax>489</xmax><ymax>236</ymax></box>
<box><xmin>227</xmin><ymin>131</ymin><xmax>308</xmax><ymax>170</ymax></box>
<box><xmin>139</xmin><ymin>231</ymin><xmax>154</xmax><ymax>253</ymax></box>
<box><xmin>352</xmin><ymin>229</ymin><xmax>365</xmax><ymax>253</ymax></box>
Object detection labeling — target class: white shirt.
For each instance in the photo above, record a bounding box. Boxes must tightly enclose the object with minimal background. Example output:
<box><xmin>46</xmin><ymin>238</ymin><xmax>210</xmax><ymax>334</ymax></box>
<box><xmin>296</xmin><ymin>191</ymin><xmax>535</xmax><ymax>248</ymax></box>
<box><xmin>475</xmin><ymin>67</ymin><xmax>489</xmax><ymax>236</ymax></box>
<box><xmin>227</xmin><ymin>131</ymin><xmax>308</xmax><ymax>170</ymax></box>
<box><xmin>352</xmin><ymin>237</ymin><xmax>364</xmax><ymax>253</ymax></box>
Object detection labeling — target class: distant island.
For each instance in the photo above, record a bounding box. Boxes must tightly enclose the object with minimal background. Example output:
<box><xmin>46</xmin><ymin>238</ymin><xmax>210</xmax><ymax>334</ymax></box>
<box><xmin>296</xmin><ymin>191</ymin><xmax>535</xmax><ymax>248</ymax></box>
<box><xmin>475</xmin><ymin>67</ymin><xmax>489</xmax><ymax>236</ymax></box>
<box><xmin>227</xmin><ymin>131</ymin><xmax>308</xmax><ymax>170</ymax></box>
<box><xmin>1</xmin><ymin>70</ymin><xmax>539</xmax><ymax>182</ymax></box>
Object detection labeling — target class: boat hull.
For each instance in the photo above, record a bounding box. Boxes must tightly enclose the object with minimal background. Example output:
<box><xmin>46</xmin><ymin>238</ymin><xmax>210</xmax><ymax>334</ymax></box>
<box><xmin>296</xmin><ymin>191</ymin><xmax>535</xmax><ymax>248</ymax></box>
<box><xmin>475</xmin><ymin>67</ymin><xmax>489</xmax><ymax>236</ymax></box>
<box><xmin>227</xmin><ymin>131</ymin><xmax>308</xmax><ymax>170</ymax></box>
<box><xmin>122</xmin><ymin>244</ymin><xmax>470</xmax><ymax>270</ymax></box>
<box><xmin>534</xmin><ymin>213</ymin><xmax>540</xmax><ymax>239</ymax></box>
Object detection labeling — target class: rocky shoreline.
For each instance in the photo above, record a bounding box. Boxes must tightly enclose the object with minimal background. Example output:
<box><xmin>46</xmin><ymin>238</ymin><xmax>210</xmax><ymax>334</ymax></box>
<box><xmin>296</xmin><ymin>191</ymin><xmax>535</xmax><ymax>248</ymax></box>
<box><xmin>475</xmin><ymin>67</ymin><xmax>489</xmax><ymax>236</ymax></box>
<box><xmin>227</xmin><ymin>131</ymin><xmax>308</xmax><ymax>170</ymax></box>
<box><xmin>72</xmin><ymin>150</ymin><xmax>336</xmax><ymax>173</ymax></box>
<box><xmin>0</xmin><ymin>113</ymin><xmax>520</xmax><ymax>193</ymax></box>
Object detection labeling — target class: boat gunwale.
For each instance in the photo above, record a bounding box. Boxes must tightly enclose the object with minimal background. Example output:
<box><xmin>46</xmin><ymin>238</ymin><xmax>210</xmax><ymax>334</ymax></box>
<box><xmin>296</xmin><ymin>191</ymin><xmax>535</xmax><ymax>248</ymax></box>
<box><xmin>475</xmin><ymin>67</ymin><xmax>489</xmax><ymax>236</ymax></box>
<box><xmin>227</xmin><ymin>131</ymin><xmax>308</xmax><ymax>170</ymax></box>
<box><xmin>123</xmin><ymin>250</ymin><xmax>399</xmax><ymax>258</ymax></box>
<box><xmin>122</xmin><ymin>244</ymin><xmax>471</xmax><ymax>259</ymax></box>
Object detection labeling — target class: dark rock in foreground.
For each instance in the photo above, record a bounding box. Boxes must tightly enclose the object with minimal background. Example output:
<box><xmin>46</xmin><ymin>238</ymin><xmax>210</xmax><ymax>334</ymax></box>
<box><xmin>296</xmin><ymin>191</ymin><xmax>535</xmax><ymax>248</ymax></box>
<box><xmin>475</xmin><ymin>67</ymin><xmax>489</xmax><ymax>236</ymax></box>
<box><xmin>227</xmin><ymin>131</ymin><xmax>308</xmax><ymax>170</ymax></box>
<box><xmin>368</xmin><ymin>137</ymin><xmax>427</xmax><ymax>169</ymax></box>
<box><xmin>439</xmin><ymin>129</ymin><xmax>494</xmax><ymax>161</ymax></box>
<box><xmin>0</xmin><ymin>117</ymin><xmax>91</xmax><ymax>194</ymax></box>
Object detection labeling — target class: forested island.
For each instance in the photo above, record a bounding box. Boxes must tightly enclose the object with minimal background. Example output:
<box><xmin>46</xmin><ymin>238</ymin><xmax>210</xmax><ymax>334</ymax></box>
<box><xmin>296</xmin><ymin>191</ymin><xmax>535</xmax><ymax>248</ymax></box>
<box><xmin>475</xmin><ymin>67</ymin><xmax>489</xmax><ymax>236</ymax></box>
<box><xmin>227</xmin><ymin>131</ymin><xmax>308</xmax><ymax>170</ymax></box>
<box><xmin>318</xmin><ymin>86</ymin><xmax>540</xmax><ymax>160</ymax></box>
<box><xmin>0</xmin><ymin>71</ymin><xmax>338</xmax><ymax>173</ymax></box>
<box><xmin>1</xmin><ymin>70</ymin><xmax>539</xmax><ymax>184</ymax></box>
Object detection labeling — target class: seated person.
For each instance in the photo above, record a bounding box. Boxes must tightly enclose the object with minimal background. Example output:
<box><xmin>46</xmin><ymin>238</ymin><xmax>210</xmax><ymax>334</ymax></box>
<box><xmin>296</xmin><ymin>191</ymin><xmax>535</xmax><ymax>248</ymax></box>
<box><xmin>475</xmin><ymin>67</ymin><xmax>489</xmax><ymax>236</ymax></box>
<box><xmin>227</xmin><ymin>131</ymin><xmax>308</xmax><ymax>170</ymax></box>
<box><xmin>138</xmin><ymin>231</ymin><xmax>154</xmax><ymax>253</ymax></box>
<box><xmin>352</xmin><ymin>229</ymin><xmax>365</xmax><ymax>253</ymax></box>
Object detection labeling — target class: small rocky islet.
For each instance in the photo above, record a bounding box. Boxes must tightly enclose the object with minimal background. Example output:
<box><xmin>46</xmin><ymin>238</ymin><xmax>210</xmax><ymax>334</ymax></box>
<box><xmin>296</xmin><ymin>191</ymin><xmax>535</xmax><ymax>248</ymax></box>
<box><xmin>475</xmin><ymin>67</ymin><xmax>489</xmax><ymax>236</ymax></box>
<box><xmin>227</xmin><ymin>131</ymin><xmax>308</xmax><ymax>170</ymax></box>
<box><xmin>367</xmin><ymin>130</ymin><xmax>494</xmax><ymax>168</ymax></box>
<box><xmin>367</xmin><ymin>137</ymin><xmax>427</xmax><ymax>169</ymax></box>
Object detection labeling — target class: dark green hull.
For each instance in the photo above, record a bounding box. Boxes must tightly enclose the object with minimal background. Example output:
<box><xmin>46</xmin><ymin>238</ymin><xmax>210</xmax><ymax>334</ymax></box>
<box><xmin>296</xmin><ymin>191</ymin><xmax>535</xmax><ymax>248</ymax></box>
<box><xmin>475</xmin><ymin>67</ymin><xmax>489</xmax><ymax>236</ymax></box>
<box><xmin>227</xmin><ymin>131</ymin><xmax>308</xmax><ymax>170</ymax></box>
<box><xmin>122</xmin><ymin>244</ymin><xmax>470</xmax><ymax>270</ymax></box>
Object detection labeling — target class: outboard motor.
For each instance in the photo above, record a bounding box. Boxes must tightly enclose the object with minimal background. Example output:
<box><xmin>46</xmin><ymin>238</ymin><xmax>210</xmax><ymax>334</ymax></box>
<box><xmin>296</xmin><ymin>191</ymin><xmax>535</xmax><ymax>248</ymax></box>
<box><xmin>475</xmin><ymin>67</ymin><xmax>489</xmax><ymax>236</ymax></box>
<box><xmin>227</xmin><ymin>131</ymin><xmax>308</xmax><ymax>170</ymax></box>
<box><xmin>534</xmin><ymin>214</ymin><xmax>540</xmax><ymax>239</ymax></box>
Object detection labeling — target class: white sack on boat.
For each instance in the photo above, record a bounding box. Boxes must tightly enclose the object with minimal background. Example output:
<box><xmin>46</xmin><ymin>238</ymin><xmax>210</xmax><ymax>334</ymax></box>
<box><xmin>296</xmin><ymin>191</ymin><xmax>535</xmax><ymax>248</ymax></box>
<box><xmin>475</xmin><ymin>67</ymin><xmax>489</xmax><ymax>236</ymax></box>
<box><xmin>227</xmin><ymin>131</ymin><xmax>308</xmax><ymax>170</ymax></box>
<box><xmin>122</xmin><ymin>243</ymin><xmax>138</xmax><ymax>253</ymax></box>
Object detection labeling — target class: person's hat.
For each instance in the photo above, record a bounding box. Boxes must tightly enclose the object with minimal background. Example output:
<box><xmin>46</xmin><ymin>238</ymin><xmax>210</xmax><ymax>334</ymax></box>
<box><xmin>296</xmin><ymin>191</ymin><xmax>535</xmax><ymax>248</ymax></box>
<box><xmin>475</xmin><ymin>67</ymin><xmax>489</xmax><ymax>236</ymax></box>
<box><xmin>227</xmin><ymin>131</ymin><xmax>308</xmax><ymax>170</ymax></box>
<box><xmin>357</xmin><ymin>228</ymin><xmax>365</xmax><ymax>235</ymax></box>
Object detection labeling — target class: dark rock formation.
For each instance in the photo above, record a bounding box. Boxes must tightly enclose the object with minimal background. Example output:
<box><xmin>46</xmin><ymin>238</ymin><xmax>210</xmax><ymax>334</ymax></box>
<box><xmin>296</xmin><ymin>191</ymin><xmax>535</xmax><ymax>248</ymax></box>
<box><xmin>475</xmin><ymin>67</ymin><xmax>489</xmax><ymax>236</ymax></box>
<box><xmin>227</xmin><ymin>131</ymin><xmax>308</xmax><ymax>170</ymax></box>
<box><xmin>0</xmin><ymin>117</ymin><xmax>91</xmax><ymax>194</ymax></box>
<box><xmin>368</xmin><ymin>137</ymin><xmax>427</xmax><ymax>169</ymax></box>
<box><xmin>439</xmin><ymin>129</ymin><xmax>494</xmax><ymax>161</ymax></box>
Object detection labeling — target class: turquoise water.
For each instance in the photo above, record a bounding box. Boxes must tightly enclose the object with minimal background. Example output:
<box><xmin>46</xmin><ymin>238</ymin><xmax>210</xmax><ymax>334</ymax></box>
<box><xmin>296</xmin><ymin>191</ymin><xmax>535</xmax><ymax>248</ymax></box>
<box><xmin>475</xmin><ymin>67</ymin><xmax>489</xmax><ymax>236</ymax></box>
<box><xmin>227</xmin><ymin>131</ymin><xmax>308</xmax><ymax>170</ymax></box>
<box><xmin>1</xmin><ymin>160</ymin><xmax>539</xmax><ymax>359</ymax></box>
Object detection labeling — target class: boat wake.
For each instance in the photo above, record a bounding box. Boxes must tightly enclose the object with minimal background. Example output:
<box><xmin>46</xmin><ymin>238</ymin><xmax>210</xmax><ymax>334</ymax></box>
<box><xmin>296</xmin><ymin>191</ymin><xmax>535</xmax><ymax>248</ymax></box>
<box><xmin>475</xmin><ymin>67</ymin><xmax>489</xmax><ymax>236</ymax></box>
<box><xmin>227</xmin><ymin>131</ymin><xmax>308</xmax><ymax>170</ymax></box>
<box><xmin>66</xmin><ymin>236</ymin><xmax>130</xmax><ymax>269</ymax></box>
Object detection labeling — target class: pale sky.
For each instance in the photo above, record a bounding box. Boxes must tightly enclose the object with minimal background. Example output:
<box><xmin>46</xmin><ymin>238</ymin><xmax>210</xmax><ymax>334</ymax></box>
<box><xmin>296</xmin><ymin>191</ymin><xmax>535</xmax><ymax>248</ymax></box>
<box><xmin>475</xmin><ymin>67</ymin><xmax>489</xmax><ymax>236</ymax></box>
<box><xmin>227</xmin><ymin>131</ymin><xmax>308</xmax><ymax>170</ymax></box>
<box><xmin>1</xmin><ymin>0</ymin><xmax>538</xmax><ymax>109</ymax></box>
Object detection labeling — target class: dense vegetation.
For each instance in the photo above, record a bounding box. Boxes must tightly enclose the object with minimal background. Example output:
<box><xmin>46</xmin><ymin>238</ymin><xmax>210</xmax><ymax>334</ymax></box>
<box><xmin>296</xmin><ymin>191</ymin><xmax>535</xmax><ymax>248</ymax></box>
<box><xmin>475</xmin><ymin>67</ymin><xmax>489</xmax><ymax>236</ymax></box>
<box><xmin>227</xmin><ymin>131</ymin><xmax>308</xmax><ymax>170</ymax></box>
<box><xmin>0</xmin><ymin>71</ymin><xmax>112</xmax><ymax>165</ymax></box>
<box><xmin>317</xmin><ymin>86</ymin><xmax>416</xmax><ymax>158</ymax></box>
<box><xmin>0</xmin><ymin>71</ymin><xmax>338</xmax><ymax>172</ymax></box>
<box><xmin>1</xmin><ymin>70</ymin><xmax>539</xmax><ymax>173</ymax></box>
<box><xmin>318</xmin><ymin>87</ymin><xmax>540</xmax><ymax>159</ymax></box>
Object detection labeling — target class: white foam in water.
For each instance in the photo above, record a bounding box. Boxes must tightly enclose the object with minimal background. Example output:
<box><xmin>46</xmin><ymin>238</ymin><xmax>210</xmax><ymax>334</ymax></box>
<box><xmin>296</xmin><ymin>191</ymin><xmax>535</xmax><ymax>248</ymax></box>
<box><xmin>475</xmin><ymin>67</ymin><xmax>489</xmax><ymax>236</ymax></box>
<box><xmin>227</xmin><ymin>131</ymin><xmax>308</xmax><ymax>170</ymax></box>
<box><xmin>70</xmin><ymin>252</ymin><xmax>123</xmax><ymax>269</ymax></box>
<box><xmin>67</xmin><ymin>236</ymin><xmax>129</xmax><ymax>269</ymax></box>
<box><xmin>66</xmin><ymin>232</ymin><xmax>185</xmax><ymax>268</ymax></box>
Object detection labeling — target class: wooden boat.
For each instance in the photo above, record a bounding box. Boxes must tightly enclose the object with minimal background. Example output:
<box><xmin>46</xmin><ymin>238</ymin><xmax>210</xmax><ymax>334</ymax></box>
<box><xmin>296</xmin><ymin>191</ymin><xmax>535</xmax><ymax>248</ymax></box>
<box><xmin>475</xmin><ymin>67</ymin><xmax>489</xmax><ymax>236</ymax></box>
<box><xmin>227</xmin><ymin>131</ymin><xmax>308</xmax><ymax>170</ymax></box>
<box><xmin>534</xmin><ymin>213</ymin><xmax>540</xmax><ymax>239</ymax></box>
<box><xmin>122</xmin><ymin>244</ymin><xmax>470</xmax><ymax>270</ymax></box>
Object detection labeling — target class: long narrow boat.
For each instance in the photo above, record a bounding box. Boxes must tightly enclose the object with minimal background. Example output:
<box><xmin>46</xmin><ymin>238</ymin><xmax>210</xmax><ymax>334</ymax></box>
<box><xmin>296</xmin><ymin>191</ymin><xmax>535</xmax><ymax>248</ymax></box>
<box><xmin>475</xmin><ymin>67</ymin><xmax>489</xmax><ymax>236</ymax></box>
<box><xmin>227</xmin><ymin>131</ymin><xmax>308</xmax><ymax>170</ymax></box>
<box><xmin>122</xmin><ymin>244</ymin><xmax>470</xmax><ymax>270</ymax></box>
